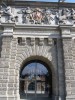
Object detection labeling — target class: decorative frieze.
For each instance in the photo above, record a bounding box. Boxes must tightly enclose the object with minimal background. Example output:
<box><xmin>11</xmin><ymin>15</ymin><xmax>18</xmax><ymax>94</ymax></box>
<box><xmin>0</xmin><ymin>2</ymin><xmax>75</xmax><ymax>25</ymax></box>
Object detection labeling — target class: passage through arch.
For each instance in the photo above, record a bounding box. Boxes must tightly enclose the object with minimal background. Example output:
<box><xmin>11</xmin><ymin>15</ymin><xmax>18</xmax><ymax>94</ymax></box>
<box><xmin>20</xmin><ymin>59</ymin><xmax>52</xmax><ymax>100</ymax></box>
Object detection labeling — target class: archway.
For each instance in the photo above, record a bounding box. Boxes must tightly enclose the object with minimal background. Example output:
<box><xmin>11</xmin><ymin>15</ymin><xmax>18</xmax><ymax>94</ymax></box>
<box><xmin>19</xmin><ymin>56</ymin><xmax>54</xmax><ymax>100</ymax></box>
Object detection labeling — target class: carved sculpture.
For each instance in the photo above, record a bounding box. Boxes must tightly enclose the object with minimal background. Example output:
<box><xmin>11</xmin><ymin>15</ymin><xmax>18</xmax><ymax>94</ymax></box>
<box><xmin>0</xmin><ymin>6</ymin><xmax>3</xmax><ymax>23</ymax></box>
<box><xmin>0</xmin><ymin>2</ymin><xmax>18</xmax><ymax>23</ymax></box>
<box><xmin>32</xmin><ymin>8</ymin><xmax>43</xmax><ymax>24</ymax></box>
<box><xmin>0</xmin><ymin>3</ymin><xmax>75</xmax><ymax>25</ymax></box>
<box><xmin>18</xmin><ymin>7</ymin><xmax>33</xmax><ymax>24</ymax></box>
<box><xmin>23</xmin><ymin>7</ymin><xmax>32</xmax><ymax>23</ymax></box>
<box><xmin>71</xmin><ymin>8</ymin><xmax>75</xmax><ymax>20</ymax></box>
<box><xmin>18</xmin><ymin>7</ymin><xmax>43</xmax><ymax>24</ymax></box>
<box><xmin>18</xmin><ymin>7</ymin><xmax>59</xmax><ymax>25</ymax></box>
<box><xmin>3</xmin><ymin>6</ymin><xmax>18</xmax><ymax>22</ymax></box>
<box><xmin>59</xmin><ymin>8</ymin><xmax>72</xmax><ymax>24</ymax></box>
<box><xmin>44</xmin><ymin>8</ymin><xmax>56</xmax><ymax>24</ymax></box>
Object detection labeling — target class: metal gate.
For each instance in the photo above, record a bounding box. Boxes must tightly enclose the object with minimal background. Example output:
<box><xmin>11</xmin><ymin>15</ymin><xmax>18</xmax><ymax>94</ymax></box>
<box><xmin>20</xmin><ymin>62</ymin><xmax>51</xmax><ymax>100</ymax></box>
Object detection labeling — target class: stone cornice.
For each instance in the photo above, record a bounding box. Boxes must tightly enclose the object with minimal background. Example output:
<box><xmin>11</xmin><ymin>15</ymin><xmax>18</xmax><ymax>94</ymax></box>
<box><xmin>1</xmin><ymin>22</ymin><xmax>75</xmax><ymax>30</ymax></box>
<box><xmin>15</xmin><ymin>24</ymin><xmax>59</xmax><ymax>30</ymax></box>
<box><xmin>1</xmin><ymin>22</ymin><xmax>59</xmax><ymax>30</ymax></box>
<box><xmin>1</xmin><ymin>23</ymin><xmax>15</xmax><ymax>27</ymax></box>
<box><xmin>59</xmin><ymin>24</ymin><xmax>73</xmax><ymax>29</ymax></box>
<box><xmin>1</xmin><ymin>22</ymin><xmax>75</xmax><ymax>38</ymax></box>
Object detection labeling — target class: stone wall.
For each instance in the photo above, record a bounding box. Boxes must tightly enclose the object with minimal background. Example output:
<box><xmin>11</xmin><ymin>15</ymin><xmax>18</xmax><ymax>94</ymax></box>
<box><xmin>0</xmin><ymin>36</ymin><xmax>65</xmax><ymax>100</ymax></box>
<box><xmin>0</xmin><ymin>26</ymin><xmax>73</xmax><ymax>100</ymax></box>
<box><xmin>62</xmin><ymin>38</ymin><xmax>75</xmax><ymax>100</ymax></box>
<box><xmin>0</xmin><ymin>37</ymin><xmax>12</xmax><ymax>100</ymax></box>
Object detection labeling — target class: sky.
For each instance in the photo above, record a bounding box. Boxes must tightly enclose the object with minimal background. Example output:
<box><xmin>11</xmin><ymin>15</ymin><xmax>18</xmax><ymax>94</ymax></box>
<box><xmin>25</xmin><ymin>0</ymin><xmax>75</xmax><ymax>3</ymax></box>
<box><xmin>22</xmin><ymin>63</ymin><xmax>48</xmax><ymax>76</ymax></box>
<box><xmin>16</xmin><ymin>0</ymin><xmax>75</xmax><ymax>3</ymax></box>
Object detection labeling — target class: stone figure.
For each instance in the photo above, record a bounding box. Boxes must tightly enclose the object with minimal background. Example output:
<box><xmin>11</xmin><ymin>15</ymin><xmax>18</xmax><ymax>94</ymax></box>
<box><xmin>59</xmin><ymin>9</ymin><xmax>67</xmax><ymax>24</ymax></box>
<box><xmin>65</xmin><ymin>8</ymin><xmax>71</xmax><ymax>19</ymax></box>
<box><xmin>71</xmin><ymin>8</ymin><xmax>75</xmax><ymax>19</ymax></box>
<box><xmin>18</xmin><ymin>7</ymin><xmax>33</xmax><ymax>24</ymax></box>
<box><xmin>0</xmin><ymin>6</ymin><xmax>3</xmax><ymax>23</ymax></box>
<box><xmin>55</xmin><ymin>12</ymin><xmax>59</xmax><ymax>24</ymax></box>
<box><xmin>3</xmin><ymin>6</ymin><xmax>18</xmax><ymax>22</ymax></box>
<box><xmin>23</xmin><ymin>7</ymin><xmax>32</xmax><ymax>24</ymax></box>
<box><xmin>44</xmin><ymin>8</ymin><xmax>56</xmax><ymax>25</ymax></box>
<box><xmin>59</xmin><ymin>8</ymin><xmax>71</xmax><ymax>24</ymax></box>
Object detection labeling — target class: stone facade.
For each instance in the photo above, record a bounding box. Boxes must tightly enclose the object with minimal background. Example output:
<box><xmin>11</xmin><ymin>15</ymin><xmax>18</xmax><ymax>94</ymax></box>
<box><xmin>0</xmin><ymin>1</ymin><xmax>75</xmax><ymax>100</ymax></box>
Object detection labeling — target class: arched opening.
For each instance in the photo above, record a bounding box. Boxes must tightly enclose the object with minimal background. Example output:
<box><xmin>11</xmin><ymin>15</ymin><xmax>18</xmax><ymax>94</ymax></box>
<box><xmin>20</xmin><ymin>57</ymin><xmax>53</xmax><ymax>100</ymax></box>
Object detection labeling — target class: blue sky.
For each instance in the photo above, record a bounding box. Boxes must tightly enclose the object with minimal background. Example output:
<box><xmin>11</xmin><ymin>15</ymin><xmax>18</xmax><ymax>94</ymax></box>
<box><xmin>17</xmin><ymin>0</ymin><xmax>75</xmax><ymax>3</ymax></box>
<box><xmin>22</xmin><ymin>63</ymin><xmax>48</xmax><ymax>75</ymax></box>
<box><xmin>26</xmin><ymin>0</ymin><xmax>75</xmax><ymax>3</ymax></box>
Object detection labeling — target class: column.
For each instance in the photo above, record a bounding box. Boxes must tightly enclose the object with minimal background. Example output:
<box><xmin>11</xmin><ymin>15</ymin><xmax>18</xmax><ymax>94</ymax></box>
<box><xmin>0</xmin><ymin>23</ymin><xmax>14</xmax><ymax>100</ymax></box>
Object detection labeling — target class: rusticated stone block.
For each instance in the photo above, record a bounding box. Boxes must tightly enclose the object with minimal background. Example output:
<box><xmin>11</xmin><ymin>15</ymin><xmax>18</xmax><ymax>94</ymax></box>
<box><xmin>0</xmin><ymin>79</ymin><xmax>8</xmax><ymax>83</ymax></box>
<box><xmin>0</xmin><ymin>97</ymin><xmax>7</xmax><ymax>100</ymax></box>
<box><xmin>8</xmin><ymin>83</ymin><xmax>13</xmax><ymax>87</ymax></box>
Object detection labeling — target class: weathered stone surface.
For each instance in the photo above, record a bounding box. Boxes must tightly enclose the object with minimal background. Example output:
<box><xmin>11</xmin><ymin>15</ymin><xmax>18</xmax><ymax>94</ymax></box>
<box><xmin>0</xmin><ymin>1</ymin><xmax>75</xmax><ymax>100</ymax></box>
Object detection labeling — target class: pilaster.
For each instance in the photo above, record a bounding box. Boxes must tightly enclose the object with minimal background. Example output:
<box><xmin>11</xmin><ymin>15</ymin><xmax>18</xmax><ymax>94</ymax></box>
<box><xmin>57</xmin><ymin>38</ymin><xmax>66</xmax><ymax>100</ymax></box>
<box><xmin>0</xmin><ymin>23</ymin><xmax>18</xmax><ymax>100</ymax></box>
<box><xmin>60</xmin><ymin>25</ymin><xmax>75</xmax><ymax>100</ymax></box>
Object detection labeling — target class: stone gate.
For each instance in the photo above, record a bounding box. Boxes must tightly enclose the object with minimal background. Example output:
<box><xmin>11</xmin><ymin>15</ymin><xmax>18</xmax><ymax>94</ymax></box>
<box><xmin>0</xmin><ymin>0</ymin><xmax>75</xmax><ymax>100</ymax></box>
